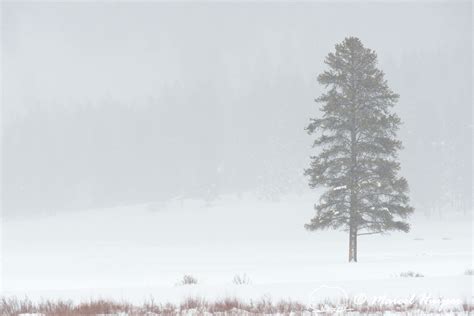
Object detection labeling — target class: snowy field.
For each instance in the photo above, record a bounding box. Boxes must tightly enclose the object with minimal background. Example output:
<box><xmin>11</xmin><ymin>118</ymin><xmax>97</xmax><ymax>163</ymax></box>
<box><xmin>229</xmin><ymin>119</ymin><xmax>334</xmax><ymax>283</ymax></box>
<box><xmin>1</xmin><ymin>193</ymin><xmax>472</xmax><ymax>309</ymax></box>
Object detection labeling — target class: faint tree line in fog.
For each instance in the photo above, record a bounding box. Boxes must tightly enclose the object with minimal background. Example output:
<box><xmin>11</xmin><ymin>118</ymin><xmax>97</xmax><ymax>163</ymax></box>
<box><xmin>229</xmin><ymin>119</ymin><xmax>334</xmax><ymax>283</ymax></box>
<box><xmin>3</xmin><ymin>96</ymin><xmax>307</xmax><ymax>215</ymax></box>
<box><xmin>2</xmin><ymin>52</ymin><xmax>470</xmax><ymax>216</ymax></box>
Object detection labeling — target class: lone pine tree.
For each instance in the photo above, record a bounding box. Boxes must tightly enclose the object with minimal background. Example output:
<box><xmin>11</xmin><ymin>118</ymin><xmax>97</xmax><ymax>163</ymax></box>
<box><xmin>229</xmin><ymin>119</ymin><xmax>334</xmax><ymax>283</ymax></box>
<box><xmin>304</xmin><ymin>37</ymin><xmax>414</xmax><ymax>262</ymax></box>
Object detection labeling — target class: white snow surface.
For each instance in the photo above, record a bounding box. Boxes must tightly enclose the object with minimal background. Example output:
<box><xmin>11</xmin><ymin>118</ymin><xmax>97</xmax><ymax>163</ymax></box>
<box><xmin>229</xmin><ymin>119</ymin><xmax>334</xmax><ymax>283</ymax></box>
<box><xmin>1</xmin><ymin>193</ymin><xmax>472</xmax><ymax>306</ymax></box>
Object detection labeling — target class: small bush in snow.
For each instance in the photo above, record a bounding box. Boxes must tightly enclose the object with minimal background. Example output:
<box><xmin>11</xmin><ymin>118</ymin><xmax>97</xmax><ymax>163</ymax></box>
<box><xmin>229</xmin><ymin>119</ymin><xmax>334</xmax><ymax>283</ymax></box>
<box><xmin>464</xmin><ymin>269</ymin><xmax>474</xmax><ymax>276</ymax></box>
<box><xmin>400</xmin><ymin>271</ymin><xmax>424</xmax><ymax>278</ymax></box>
<box><xmin>177</xmin><ymin>274</ymin><xmax>198</xmax><ymax>285</ymax></box>
<box><xmin>232</xmin><ymin>273</ymin><xmax>251</xmax><ymax>285</ymax></box>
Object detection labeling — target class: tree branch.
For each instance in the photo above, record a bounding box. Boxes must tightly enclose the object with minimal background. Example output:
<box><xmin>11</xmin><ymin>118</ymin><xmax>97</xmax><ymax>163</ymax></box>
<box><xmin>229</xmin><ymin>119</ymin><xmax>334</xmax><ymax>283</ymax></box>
<box><xmin>357</xmin><ymin>231</ymin><xmax>383</xmax><ymax>236</ymax></box>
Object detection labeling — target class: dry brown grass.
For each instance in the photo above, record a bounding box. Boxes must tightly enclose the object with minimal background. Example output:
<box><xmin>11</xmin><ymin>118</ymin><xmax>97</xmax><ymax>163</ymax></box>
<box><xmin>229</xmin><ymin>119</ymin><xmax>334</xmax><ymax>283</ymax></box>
<box><xmin>0</xmin><ymin>295</ymin><xmax>471</xmax><ymax>315</ymax></box>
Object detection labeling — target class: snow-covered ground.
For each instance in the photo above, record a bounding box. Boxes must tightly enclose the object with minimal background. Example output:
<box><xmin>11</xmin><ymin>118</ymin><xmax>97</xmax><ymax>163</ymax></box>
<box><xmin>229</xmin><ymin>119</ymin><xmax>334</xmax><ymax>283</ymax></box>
<box><xmin>1</xmin><ymin>193</ymin><xmax>472</xmax><ymax>307</ymax></box>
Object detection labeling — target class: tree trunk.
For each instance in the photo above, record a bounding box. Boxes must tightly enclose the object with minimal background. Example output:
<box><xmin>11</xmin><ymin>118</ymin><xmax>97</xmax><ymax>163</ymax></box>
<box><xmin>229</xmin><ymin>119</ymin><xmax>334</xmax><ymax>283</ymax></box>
<box><xmin>353</xmin><ymin>226</ymin><xmax>358</xmax><ymax>262</ymax></box>
<box><xmin>348</xmin><ymin>225</ymin><xmax>357</xmax><ymax>262</ymax></box>
<box><xmin>348</xmin><ymin>99</ymin><xmax>358</xmax><ymax>263</ymax></box>
<box><xmin>348</xmin><ymin>227</ymin><xmax>353</xmax><ymax>262</ymax></box>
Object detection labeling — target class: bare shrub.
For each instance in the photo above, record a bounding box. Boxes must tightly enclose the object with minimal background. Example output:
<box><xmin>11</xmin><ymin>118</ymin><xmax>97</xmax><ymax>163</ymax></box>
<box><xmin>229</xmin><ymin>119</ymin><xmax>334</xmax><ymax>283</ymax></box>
<box><xmin>252</xmin><ymin>295</ymin><xmax>275</xmax><ymax>314</ymax></box>
<box><xmin>73</xmin><ymin>298</ymin><xmax>132</xmax><ymax>315</ymax></box>
<box><xmin>463</xmin><ymin>298</ymin><xmax>474</xmax><ymax>312</ymax></box>
<box><xmin>464</xmin><ymin>268</ymin><xmax>474</xmax><ymax>276</ymax></box>
<box><xmin>177</xmin><ymin>274</ymin><xmax>198</xmax><ymax>286</ymax></box>
<box><xmin>1</xmin><ymin>296</ymin><xmax>35</xmax><ymax>315</ymax></box>
<box><xmin>274</xmin><ymin>299</ymin><xmax>306</xmax><ymax>314</ymax></box>
<box><xmin>37</xmin><ymin>298</ymin><xmax>73</xmax><ymax>315</ymax></box>
<box><xmin>400</xmin><ymin>271</ymin><xmax>424</xmax><ymax>277</ymax></box>
<box><xmin>232</xmin><ymin>273</ymin><xmax>251</xmax><ymax>285</ymax></box>
<box><xmin>209</xmin><ymin>297</ymin><xmax>242</xmax><ymax>313</ymax></box>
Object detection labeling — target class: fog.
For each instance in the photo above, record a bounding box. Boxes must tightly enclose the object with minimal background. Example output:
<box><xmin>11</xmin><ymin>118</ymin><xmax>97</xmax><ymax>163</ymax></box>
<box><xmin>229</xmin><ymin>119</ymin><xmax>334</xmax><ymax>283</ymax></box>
<box><xmin>2</xmin><ymin>1</ymin><xmax>472</xmax><ymax>217</ymax></box>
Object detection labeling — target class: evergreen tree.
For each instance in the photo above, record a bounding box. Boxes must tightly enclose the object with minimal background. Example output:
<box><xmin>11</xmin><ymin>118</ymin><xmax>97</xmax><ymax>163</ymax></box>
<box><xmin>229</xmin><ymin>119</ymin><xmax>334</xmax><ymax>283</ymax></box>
<box><xmin>304</xmin><ymin>37</ymin><xmax>414</xmax><ymax>262</ymax></box>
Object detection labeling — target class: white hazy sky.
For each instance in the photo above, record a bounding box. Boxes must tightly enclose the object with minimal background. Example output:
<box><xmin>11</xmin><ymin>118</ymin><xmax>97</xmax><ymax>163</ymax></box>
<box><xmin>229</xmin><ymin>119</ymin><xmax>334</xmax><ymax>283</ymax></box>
<box><xmin>3</xmin><ymin>1</ymin><xmax>470</xmax><ymax>117</ymax></box>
